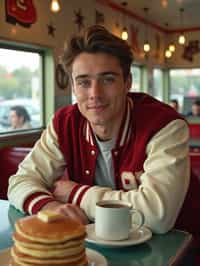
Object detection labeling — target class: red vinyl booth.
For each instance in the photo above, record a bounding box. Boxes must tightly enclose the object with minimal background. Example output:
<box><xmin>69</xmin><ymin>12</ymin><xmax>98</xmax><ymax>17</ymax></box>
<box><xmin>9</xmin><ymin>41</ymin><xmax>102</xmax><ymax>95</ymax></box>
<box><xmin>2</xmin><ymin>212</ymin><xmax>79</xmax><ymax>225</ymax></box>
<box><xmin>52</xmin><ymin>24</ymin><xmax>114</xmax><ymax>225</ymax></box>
<box><xmin>188</xmin><ymin>123</ymin><xmax>200</xmax><ymax>139</ymax></box>
<box><xmin>0</xmin><ymin>147</ymin><xmax>31</xmax><ymax>199</ymax></box>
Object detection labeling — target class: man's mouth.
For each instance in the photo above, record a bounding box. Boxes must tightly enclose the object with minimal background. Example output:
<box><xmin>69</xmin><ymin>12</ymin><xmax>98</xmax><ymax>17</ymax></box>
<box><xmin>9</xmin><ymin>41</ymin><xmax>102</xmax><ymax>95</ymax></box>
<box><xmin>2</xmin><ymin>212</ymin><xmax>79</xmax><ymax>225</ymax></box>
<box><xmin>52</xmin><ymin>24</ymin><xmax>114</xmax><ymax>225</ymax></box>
<box><xmin>87</xmin><ymin>104</ymin><xmax>108</xmax><ymax>111</ymax></box>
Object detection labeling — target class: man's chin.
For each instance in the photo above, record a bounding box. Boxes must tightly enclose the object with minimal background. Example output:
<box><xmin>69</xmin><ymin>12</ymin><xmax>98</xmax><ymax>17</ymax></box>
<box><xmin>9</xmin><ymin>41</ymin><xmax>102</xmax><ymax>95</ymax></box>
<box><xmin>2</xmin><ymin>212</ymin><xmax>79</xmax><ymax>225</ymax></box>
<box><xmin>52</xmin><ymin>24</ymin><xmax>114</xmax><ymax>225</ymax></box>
<box><xmin>88</xmin><ymin>118</ymin><xmax>106</xmax><ymax>126</ymax></box>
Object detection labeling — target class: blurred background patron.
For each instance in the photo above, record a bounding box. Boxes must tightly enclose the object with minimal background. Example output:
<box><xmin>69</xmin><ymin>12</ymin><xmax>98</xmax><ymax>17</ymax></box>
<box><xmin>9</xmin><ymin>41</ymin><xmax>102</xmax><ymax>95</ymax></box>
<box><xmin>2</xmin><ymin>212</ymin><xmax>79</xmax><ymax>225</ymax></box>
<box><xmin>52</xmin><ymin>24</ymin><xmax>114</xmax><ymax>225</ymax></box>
<box><xmin>187</xmin><ymin>99</ymin><xmax>200</xmax><ymax>117</ymax></box>
<box><xmin>169</xmin><ymin>99</ymin><xmax>179</xmax><ymax>113</ymax></box>
<box><xmin>9</xmin><ymin>105</ymin><xmax>32</xmax><ymax>130</ymax></box>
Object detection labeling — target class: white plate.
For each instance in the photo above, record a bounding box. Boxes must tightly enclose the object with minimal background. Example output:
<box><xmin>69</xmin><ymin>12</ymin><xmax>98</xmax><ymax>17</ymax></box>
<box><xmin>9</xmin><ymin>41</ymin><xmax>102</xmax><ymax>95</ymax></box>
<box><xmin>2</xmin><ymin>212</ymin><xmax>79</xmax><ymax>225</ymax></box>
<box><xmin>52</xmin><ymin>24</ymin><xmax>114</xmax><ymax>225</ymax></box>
<box><xmin>0</xmin><ymin>247</ymin><xmax>107</xmax><ymax>266</ymax></box>
<box><xmin>85</xmin><ymin>224</ymin><xmax>152</xmax><ymax>248</ymax></box>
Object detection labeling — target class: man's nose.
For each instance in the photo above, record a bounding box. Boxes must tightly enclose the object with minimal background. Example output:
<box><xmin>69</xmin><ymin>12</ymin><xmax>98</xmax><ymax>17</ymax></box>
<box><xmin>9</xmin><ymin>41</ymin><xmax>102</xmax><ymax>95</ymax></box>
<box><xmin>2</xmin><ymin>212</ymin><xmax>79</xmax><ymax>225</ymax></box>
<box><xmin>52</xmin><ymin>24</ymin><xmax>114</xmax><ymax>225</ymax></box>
<box><xmin>89</xmin><ymin>79</ymin><xmax>102</xmax><ymax>97</ymax></box>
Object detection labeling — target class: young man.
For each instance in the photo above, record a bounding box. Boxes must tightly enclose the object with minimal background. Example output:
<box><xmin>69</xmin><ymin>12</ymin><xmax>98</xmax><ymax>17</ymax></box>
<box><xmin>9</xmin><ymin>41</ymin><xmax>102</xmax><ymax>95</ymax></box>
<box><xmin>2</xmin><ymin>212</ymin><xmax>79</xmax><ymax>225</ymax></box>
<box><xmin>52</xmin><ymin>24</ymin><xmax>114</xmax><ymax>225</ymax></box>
<box><xmin>8</xmin><ymin>25</ymin><xmax>190</xmax><ymax>234</ymax></box>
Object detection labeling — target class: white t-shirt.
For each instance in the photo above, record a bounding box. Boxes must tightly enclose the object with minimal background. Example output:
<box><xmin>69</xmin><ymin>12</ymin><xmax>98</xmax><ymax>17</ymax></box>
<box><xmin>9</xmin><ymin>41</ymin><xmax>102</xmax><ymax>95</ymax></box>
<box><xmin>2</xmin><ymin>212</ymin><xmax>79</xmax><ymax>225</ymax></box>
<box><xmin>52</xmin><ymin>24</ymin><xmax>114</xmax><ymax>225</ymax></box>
<box><xmin>94</xmin><ymin>136</ymin><xmax>116</xmax><ymax>189</ymax></box>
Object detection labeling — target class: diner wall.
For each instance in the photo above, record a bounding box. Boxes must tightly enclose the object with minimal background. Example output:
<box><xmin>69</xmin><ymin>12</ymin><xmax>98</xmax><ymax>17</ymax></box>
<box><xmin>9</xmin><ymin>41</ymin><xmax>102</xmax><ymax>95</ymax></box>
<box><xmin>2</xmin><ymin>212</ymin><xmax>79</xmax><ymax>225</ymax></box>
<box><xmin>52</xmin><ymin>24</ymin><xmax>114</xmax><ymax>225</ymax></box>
<box><xmin>95</xmin><ymin>1</ymin><xmax>200</xmax><ymax>69</ymax></box>
<box><xmin>95</xmin><ymin>1</ymin><xmax>166</xmax><ymax>67</ymax></box>
<box><xmin>0</xmin><ymin>0</ymin><xmax>169</xmax><ymax>107</ymax></box>
<box><xmin>0</xmin><ymin>0</ymin><xmax>94</xmax><ymax>108</ymax></box>
<box><xmin>166</xmin><ymin>31</ymin><xmax>200</xmax><ymax>68</ymax></box>
<box><xmin>0</xmin><ymin>0</ymin><xmax>199</xmax><ymax>110</ymax></box>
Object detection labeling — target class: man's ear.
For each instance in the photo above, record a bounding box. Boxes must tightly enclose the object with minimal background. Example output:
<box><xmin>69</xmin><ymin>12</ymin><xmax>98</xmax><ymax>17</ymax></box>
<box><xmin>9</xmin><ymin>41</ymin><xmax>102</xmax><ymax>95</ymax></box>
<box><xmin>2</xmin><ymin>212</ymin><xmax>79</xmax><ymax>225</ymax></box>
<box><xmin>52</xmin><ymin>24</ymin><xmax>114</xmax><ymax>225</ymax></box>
<box><xmin>126</xmin><ymin>73</ymin><xmax>132</xmax><ymax>92</ymax></box>
<box><xmin>70</xmin><ymin>78</ymin><xmax>75</xmax><ymax>94</ymax></box>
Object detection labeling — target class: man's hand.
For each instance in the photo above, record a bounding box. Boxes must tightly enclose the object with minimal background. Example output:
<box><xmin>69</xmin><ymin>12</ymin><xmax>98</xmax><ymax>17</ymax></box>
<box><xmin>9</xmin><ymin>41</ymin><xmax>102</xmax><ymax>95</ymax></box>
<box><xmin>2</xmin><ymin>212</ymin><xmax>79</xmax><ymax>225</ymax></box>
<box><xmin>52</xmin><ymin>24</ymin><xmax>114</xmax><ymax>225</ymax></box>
<box><xmin>53</xmin><ymin>179</ymin><xmax>78</xmax><ymax>202</ymax></box>
<box><xmin>41</xmin><ymin>201</ymin><xmax>89</xmax><ymax>225</ymax></box>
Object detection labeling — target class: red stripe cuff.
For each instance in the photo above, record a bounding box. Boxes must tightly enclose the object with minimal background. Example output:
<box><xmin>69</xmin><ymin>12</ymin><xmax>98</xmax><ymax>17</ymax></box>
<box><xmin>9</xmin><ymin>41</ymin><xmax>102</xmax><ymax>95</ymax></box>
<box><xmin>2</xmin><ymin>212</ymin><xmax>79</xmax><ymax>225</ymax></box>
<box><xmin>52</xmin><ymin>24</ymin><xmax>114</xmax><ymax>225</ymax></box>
<box><xmin>76</xmin><ymin>186</ymin><xmax>90</xmax><ymax>206</ymax></box>
<box><xmin>23</xmin><ymin>192</ymin><xmax>54</xmax><ymax>214</ymax></box>
<box><xmin>68</xmin><ymin>184</ymin><xmax>90</xmax><ymax>206</ymax></box>
<box><xmin>68</xmin><ymin>184</ymin><xmax>82</xmax><ymax>203</ymax></box>
<box><xmin>31</xmin><ymin>198</ymin><xmax>55</xmax><ymax>214</ymax></box>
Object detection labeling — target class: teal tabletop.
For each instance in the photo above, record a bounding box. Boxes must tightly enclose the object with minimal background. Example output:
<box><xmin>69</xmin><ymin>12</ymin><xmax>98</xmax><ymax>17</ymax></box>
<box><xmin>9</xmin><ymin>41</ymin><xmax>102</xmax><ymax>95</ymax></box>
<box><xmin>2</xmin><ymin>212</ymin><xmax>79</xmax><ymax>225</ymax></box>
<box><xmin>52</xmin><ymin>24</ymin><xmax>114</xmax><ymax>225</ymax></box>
<box><xmin>0</xmin><ymin>200</ymin><xmax>194</xmax><ymax>266</ymax></box>
<box><xmin>0</xmin><ymin>200</ymin><xmax>13</xmax><ymax>250</ymax></box>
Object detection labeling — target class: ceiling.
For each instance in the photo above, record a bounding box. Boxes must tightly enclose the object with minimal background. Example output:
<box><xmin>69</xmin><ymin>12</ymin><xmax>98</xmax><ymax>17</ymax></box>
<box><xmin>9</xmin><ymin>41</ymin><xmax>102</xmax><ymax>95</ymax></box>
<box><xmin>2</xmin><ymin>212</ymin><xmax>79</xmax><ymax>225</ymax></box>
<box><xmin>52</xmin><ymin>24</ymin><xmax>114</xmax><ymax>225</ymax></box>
<box><xmin>110</xmin><ymin>0</ymin><xmax>200</xmax><ymax>31</ymax></box>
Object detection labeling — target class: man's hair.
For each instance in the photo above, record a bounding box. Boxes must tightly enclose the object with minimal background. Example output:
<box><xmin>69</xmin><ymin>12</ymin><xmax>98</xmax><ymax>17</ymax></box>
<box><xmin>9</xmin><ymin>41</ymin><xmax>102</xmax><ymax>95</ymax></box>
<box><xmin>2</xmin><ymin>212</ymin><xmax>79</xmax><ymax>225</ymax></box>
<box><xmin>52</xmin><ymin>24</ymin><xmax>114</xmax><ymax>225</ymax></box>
<box><xmin>170</xmin><ymin>99</ymin><xmax>178</xmax><ymax>105</ymax></box>
<box><xmin>193</xmin><ymin>99</ymin><xmax>200</xmax><ymax>106</ymax></box>
<box><xmin>62</xmin><ymin>25</ymin><xmax>133</xmax><ymax>80</ymax></box>
<box><xmin>10</xmin><ymin>105</ymin><xmax>30</xmax><ymax>122</ymax></box>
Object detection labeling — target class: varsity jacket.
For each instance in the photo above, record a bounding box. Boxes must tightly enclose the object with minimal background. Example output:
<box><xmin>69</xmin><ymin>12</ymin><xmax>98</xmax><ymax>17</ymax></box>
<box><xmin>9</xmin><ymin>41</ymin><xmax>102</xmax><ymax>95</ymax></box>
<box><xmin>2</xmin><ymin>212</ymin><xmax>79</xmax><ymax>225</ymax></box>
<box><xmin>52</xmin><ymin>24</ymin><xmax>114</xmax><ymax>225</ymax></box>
<box><xmin>8</xmin><ymin>93</ymin><xmax>190</xmax><ymax>233</ymax></box>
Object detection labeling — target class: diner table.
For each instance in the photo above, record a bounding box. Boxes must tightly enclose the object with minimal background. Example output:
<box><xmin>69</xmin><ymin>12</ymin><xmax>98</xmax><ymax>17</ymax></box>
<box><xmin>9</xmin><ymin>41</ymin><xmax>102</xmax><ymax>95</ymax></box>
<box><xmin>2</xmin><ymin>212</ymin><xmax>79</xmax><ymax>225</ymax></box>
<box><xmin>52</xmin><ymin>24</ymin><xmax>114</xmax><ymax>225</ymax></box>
<box><xmin>0</xmin><ymin>199</ymin><xmax>194</xmax><ymax>266</ymax></box>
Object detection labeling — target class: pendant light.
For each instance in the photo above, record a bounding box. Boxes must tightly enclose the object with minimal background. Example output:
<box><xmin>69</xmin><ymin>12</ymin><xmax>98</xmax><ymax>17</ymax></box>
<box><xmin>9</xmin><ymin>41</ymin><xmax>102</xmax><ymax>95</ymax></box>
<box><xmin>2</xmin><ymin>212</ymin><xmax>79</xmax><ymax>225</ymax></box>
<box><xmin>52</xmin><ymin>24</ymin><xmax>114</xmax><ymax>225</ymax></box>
<box><xmin>143</xmin><ymin>7</ymin><xmax>150</xmax><ymax>53</ymax></box>
<box><xmin>169</xmin><ymin>43</ymin><xmax>176</xmax><ymax>52</ymax></box>
<box><xmin>165</xmin><ymin>49</ymin><xmax>172</xmax><ymax>58</ymax></box>
<box><xmin>178</xmin><ymin>8</ymin><xmax>186</xmax><ymax>45</ymax></box>
<box><xmin>121</xmin><ymin>2</ymin><xmax>128</xmax><ymax>40</ymax></box>
<box><xmin>50</xmin><ymin>0</ymin><xmax>60</xmax><ymax>13</ymax></box>
<box><xmin>164</xmin><ymin>23</ymin><xmax>172</xmax><ymax>59</ymax></box>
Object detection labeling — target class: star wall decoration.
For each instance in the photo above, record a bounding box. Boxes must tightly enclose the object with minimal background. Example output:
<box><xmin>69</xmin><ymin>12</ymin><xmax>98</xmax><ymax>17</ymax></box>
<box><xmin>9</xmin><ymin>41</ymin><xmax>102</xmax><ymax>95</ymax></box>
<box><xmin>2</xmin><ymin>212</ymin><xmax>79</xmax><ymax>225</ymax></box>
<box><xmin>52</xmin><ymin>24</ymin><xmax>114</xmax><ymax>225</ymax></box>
<box><xmin>47</xmin><ymin>23</ymin><xmax>56</xmax><ymax>37</ymax></box>
<box><xmin>182</xmin><ymin>40</ymin><xmax>200</xmax><ymax>62</ymax></box>
<box><xmin>74</xmin><ymin>8</ymin><xmax>85</xmax><ymax>32</ymax></box>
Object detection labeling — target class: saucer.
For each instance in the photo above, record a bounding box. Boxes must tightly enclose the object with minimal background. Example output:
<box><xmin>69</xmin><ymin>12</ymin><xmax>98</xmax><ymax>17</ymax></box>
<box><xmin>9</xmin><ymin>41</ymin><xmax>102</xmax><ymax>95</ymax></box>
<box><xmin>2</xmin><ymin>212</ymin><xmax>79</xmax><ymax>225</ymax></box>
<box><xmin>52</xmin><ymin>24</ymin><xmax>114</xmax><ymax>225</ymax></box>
<box><xmin>85</xmin><ymin>224</ymin><xmax>152</xmax><ymax>247</ymax></box>
<box><xmin>0</xmin><ymin>248</ymin><xmax>107</xmax><ymax>266</ymax></box>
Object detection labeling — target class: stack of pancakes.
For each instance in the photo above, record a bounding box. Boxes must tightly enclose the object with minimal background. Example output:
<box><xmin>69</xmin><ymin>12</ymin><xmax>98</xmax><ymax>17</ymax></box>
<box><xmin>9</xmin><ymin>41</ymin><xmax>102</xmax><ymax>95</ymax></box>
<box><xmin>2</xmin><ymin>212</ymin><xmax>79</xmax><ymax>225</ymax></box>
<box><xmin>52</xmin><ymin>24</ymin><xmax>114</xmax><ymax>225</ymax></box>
<box><xmin>10</xmin><ymin>211</ymin><xmax>88</xmax><ymax>266</ymax></box>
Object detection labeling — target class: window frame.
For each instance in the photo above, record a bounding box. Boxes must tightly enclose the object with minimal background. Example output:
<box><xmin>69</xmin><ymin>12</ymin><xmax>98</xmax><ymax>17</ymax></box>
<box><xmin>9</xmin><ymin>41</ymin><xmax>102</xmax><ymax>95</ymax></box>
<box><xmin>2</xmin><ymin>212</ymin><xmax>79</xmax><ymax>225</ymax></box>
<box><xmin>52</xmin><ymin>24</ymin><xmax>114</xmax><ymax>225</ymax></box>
<box><xmin>0</xmin><ymin>40</ymin><xmax>54</xmax><ymax>146</ymax></box>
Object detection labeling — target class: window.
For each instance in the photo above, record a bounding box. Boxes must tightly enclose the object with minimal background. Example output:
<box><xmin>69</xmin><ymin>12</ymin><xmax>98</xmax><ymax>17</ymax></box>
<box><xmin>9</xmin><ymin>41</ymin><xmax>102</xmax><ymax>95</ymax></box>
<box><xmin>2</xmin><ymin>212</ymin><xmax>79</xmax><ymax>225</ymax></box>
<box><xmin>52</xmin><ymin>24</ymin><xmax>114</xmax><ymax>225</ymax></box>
<box><xmin>130</xmin><ymin>65</ymin><xmax>142</xmax><ymax>92</ymax></box>
<box><xmin>169</xmin><ymin>69</ymin><xmax>200</xmax><ymax>114</ymax></box>
<box><xmin>0</xmin><ymin>47</ymin><xmax>43</xmax><ymax>134</ymax></box>
<box><xmin>153</xmin><ymin>68</ymin><xmax>164</xmax><ymax>101</ymax></box>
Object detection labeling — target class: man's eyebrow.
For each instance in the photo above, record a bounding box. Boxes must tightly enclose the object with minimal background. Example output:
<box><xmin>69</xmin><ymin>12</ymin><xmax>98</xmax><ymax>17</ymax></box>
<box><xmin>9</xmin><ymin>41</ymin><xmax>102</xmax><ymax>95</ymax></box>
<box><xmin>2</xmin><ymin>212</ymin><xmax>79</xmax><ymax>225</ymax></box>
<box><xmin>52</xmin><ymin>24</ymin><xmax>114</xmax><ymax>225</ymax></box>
<box><xmin>74</xmin><ymin>72</ymin><xmax>120</xmax><ymax>80</ymax></box>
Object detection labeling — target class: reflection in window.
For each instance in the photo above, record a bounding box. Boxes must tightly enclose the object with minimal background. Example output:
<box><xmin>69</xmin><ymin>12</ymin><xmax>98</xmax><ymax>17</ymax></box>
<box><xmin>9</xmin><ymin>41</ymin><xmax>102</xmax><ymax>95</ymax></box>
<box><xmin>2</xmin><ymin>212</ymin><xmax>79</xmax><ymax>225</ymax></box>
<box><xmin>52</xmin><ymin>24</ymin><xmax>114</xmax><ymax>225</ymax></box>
<box><xmin>169</xmin><ymin>69</ymin><xmax>200</xmax><ymax>115</ymax></box>
<box><xmin>130</xmin><ymin>65</ymin><xmax>142</xmax><ymax>92</ymax></box>
<box><xmin>153</xmin><ymin>69</ymin><xmax>163</xmax><ymax>101</ymax></box>
<box><xmin>0</xmin><ymin>47</ymin><xmax>43</xmax><ymax>133</ymax></box>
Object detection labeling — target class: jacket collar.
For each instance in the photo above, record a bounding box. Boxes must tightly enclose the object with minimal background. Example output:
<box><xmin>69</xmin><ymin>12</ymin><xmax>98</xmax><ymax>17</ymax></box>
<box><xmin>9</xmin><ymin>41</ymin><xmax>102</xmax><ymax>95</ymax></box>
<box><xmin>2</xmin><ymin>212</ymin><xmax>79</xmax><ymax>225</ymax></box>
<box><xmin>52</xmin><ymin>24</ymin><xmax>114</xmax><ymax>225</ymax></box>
<box><xmin>83</xmin><ymin>96</ymin><xmax>133</xmax><ymax>148</ymax></box>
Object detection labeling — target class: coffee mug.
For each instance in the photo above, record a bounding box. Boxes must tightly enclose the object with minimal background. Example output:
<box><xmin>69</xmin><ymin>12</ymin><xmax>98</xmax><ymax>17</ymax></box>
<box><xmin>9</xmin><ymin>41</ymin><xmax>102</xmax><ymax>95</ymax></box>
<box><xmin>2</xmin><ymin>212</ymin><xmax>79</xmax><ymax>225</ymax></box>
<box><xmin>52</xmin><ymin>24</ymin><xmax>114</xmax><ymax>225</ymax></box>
<box><xmin>95</xmin><ymin>200</ymin><xmax>144</xmax><ymax>241</ymax></box>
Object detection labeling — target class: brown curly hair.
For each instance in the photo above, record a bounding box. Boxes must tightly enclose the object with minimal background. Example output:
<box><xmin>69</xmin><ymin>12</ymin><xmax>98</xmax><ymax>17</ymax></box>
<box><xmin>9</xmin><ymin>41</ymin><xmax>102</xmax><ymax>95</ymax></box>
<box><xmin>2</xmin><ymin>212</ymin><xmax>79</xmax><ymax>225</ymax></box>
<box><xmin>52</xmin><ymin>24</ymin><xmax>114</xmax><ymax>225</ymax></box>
<box><xmin>62</xmin><ymin>25</ymin><xmax>133</xmax><ymax>81</ymax></box>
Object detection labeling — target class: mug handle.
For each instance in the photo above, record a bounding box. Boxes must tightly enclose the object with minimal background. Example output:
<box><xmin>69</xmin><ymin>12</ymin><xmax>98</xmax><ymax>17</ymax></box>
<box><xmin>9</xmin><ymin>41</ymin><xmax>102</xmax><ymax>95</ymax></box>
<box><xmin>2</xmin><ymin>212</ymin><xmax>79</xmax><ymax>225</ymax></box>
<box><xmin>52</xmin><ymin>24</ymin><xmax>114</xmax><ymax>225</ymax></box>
<box><xmin>129</xmin><ymin>209</ymin><xmax>144</xmax><ymax>232</ymax></box>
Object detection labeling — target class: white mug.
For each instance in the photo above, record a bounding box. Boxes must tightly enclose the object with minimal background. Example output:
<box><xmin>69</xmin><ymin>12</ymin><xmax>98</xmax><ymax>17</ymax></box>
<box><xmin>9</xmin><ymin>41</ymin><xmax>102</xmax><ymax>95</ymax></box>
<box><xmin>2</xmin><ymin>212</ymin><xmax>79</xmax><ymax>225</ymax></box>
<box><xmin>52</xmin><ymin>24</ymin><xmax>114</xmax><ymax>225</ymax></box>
<box><xmin>95</xmin><ymin>200</ymin><xmax>144</xmax><ymax>241</ymax></box>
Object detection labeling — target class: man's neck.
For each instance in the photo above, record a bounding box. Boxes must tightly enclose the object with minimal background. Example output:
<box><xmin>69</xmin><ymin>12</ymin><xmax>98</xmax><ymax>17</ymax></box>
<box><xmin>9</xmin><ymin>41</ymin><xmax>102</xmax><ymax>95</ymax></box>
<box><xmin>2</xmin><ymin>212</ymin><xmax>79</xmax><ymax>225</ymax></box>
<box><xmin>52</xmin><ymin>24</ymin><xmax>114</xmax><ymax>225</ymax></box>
<box><xmin>90</xmin><ymin>99</ymin><xmax>127</xmax><ymax>141</ymax></box>
<box><xmin>91</xmin><ymin>124</ymin><xmax>116</xmax><ymax>141</ymax></box>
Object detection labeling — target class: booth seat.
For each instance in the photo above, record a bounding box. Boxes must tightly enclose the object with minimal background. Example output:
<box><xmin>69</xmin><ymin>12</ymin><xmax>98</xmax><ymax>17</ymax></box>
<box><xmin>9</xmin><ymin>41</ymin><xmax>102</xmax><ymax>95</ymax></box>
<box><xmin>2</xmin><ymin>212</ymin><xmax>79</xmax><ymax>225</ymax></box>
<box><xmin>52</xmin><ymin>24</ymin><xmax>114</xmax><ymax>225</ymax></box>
<box><xmin>0</xmin><ymin>146</ymin><xmax>32</xmax><ymax>199</ymax></box>
<box><xmin>188</xmin><ymin>123</ymin><xmax>200</xmax><ymax>139</ymax></box>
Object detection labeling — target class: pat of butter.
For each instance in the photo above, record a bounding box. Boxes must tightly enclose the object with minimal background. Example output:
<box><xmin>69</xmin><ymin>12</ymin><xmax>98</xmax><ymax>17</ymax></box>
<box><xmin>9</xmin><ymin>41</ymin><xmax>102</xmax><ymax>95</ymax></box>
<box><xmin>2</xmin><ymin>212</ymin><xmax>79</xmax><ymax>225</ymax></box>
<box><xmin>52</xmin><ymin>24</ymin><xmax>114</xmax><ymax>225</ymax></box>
<box><xmin>37</xmin><ymin>210</ymin><xmax>62</xmax><ymax>223</ymax></box>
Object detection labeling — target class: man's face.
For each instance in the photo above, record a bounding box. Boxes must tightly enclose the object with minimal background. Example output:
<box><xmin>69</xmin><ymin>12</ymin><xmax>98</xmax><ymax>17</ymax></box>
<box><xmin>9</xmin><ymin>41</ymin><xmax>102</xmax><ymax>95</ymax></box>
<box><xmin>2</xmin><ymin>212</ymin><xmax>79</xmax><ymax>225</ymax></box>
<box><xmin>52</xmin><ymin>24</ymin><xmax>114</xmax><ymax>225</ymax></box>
<box><xmin>169</xmin><ymin>102</ymin><xmax>178</xmax><ymax>112</ymax></box>
<box><xmin>72</xmin><ymin>52</ymin><xmax>131</xmax><ymax>128</ymax></box>
<box><xmin>192</xmin><ymin>104</ymin><xmax>200</xmax><ymax>116</ymax></box>
<box><xmin>9</xmin><ymin>110</ymin><xmax>23</xmax><ymax>128</ymax></box>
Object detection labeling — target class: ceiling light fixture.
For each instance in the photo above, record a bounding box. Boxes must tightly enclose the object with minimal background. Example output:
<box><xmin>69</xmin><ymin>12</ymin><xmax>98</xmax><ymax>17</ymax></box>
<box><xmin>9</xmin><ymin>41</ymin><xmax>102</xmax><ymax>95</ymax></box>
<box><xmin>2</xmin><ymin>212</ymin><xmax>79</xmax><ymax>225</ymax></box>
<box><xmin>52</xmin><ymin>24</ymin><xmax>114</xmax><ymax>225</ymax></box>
<box><xmin>169</xmin><ymin>43</ymin><xmax>176</xmax><ymax>52</ymax></box>
<box><xmin>164</xmin><ymin>23</ymin><xmax>173</xmax><ymax>59</ymax></box>
<box><xmin>165</xmin><ymin>49</ymin><xmax>172</xmax><ymax>58</ymax></box>
<box><xmin>121</xmin><ymin>2</ymin><xmax>128</xmax><ymax>40</ymax></box>
<box><xmin>178</xmin><ymin>8</ymin><xmax>186</xmax><ymax>45</ymax></box>
<box><xmin>143</xmin><ymin>7</ymin><xmax>150</xmax><ymax>53</ymax></box>
<box><xmin>50</xmin><ymin>0</ymin><xmax>60</xmax><ymax>13</ymax></box>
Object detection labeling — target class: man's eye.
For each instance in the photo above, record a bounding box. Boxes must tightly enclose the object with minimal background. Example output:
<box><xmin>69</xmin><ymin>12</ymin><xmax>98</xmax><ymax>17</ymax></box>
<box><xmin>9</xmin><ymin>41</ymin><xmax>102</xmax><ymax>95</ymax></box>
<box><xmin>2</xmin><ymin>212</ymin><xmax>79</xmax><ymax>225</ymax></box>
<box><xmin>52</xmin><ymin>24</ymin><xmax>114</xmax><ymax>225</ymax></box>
<box><xmin>77</xmin><ymin>80</ymin><xmax>90</xmax><ymax>88</ymax></box>
<box><xmin>102</xmin><ymin>76</ymin><xmax>115</xmax><ymax>85</ymax></box>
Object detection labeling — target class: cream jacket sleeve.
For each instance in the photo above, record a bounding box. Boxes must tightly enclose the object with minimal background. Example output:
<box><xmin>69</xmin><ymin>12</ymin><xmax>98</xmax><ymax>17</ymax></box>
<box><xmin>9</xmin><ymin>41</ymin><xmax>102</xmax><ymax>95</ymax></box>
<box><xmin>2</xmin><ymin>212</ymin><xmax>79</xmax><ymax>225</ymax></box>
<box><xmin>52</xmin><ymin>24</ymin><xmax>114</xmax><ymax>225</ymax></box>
<box><xmin>8</xmin><ymin>121</ymin><xmax>66</xmax><ymax>211</ymax></box>
<box><xmin>80</xmin><ymin>119</ymin><xmax>190</xmax><ymax>234</ymax></box>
